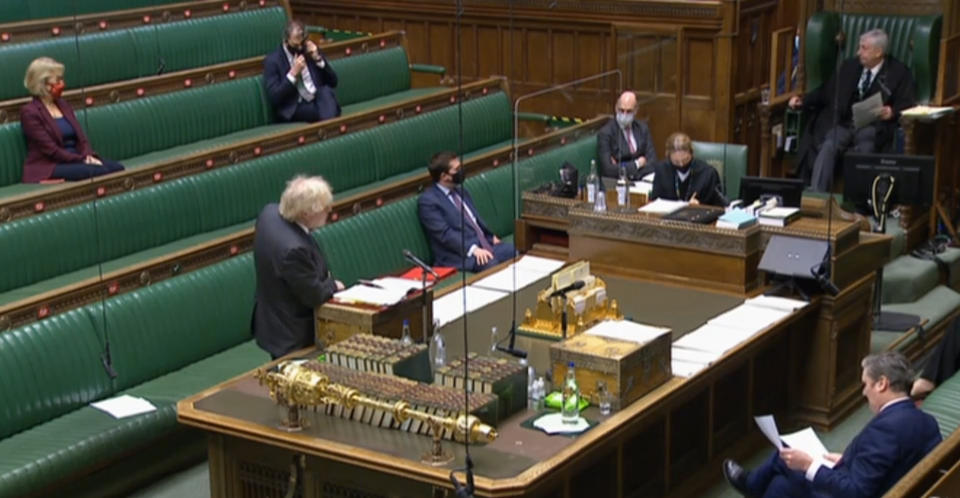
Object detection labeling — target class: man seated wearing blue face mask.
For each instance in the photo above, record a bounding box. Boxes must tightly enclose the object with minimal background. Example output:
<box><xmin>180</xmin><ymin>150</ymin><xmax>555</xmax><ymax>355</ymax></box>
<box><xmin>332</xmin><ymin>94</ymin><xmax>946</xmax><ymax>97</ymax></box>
<box><xmin>418</xmin><ymin>151</ymin><xmax>515</xmax><ymax>272</ymax></box>
<box><xmin>596</xmin><ymin>91</ymin><xmax>658</xmax><ymax>179</ymax></box>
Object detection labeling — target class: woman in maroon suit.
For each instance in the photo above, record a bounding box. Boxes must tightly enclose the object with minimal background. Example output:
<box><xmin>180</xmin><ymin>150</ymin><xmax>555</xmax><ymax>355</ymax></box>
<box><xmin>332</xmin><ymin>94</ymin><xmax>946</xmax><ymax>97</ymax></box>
<box><xmin>20</xmin><ymin>57</ymin><xmax>124</xmax><ymax>183</ymax></box>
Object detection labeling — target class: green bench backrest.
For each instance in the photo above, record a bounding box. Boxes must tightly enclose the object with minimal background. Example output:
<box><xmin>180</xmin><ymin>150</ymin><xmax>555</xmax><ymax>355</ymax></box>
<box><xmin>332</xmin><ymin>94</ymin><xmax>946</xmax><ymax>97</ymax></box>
<box><xmin>0</xmin><ymin>43</ymin><xmax>419</xmax><ymax>188</ymax></box>
<box><xmin>922</xmin><ymin>370</ymin><xmax>960</xmax><ymax>440</ymax></box>
<box><xmin>0</xmin><ymin>307</ymin><xmax>112</xmax><ymax>439</ymax></box>
<box><xmin>334</xmin><ymin>46</ymin><xmax>412</xmax><ymax>107</ymax></box>
<box><xmin>0</xmin><ymin>92</ymin><xmax>512</xmax><ymax>294</ymax></box>
<box><xmin>0</xmin><ymin>0</ymin><xmax>190</xmax><ymax>24</ymax></box>
<box><xmin>0</xmin><ymin>7</ymin><xmax>287</xmax><ymax>101</ymax></box>
<box><xmin>805</xmin><ymin>12</ymin><xmax>942</xmax><ymax>103</ymax></box>
<box><xmin>94</xmin><ymin>254</ymin><xmax>256</xmax><ymax>390</ymax></box>
<box><xmin>692</xmin><ymin>141</ymin><xmax>748</xmax><ymax>200</ymax></box>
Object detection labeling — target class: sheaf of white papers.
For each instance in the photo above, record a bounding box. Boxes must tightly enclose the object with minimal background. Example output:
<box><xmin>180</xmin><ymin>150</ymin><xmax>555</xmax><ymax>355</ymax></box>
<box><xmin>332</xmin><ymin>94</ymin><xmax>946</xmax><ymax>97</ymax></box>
<box><xmin>638</xmin><ymin>198</ymin><xmax>688</xmax><ymax>214</ymax></box>
<box><xmin>373</xmin><ymin>277</ymin><xmax>426</xmax><ymax>294</ymax></box>
<box><xmin>754</xmin><ymin>415</ymin><xmax>784</xmax><ymax>449</ymax></box>
<box><xmin>585</xmin><ymin>319</ymin><xmax>670</xmax><ymax>344</ymax></box>
<box><xmin>514</xmin><ymin>255</ymin><xmax>565</xmax><ymax>274</ymax></box>
<box><xmin>91</xmin><ymin>394</ymin><xmax>156</xmax><ymax>419</ymax></box>
<box><xmin>533</xmin><ymin>412</ymin><xmax>591</xmax><ymax>434</ymax></box>
<box><xmin>707</xmin><ymin>303</ymin><xmax>791</xmax><ymax>336</ymax></box>
<box><xmin>671</xmin><ymin>346</ymin><xmax>722</xmax><ymax>365</ymax></box>
<box><xmin>630</xmin><ymin>181</ymin><xmax>653</xmax><ymax>195</ymax></box>
<box><xmin>753</xmin><ymin>415</ymin><xmax>836</xmax><ymax>469</ymax></box>
<box><xmin>471</xmin><ymin>266</ymin><xmax>547</xmax><ymax>293</ymax></box>
<box><xmin>673</xmin><ymin>323</ymin><xmax>752</xmax><ymax>355</ymax></box>
<box><xmin>671</xmin><ymin>359</ymin><xmax>706</xmax><ymax>378</ymax></box>
<box><xmin>335</xmin><ymin>284</ymin><xmax>409</xmax><ymax>307</ymax></box>
<box><xmin>781</xmin><ymin>427</ymin><xmax>836</xmax><ymax>469</ymax></box>
<box><xmin>746</xmin><ymin>295</ymin><xmax>808</xmax><ymax>312</ymax></box>
<box><xmin>433</xmin><ymin>286</ymin><xmax>509</xmax><ymax>327</ymax></box>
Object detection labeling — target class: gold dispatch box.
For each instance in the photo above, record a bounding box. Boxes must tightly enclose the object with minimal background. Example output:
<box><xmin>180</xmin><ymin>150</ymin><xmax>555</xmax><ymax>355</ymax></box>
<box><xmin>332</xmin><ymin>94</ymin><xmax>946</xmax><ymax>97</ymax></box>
<box><xmin>550</xmin><ymin>324</ymin><xmax>672</xmax><ymax>410</ymax></box>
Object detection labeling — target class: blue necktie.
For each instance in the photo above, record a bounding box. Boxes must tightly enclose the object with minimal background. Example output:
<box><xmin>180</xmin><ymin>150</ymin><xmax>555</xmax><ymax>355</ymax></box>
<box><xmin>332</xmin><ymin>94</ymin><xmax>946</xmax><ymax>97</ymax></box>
<box><xmin>859</xmin><ymin>69</ymin><xmax>872</xmax><ymax>100</ymax></box>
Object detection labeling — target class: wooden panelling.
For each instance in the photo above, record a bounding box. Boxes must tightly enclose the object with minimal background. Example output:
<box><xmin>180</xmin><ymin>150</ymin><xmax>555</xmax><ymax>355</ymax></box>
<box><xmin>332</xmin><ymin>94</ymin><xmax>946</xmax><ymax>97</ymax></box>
<box><xmin>294</xmin><ymin>0</ymin><xmax>808</xmax><ymax>173</ymax></box>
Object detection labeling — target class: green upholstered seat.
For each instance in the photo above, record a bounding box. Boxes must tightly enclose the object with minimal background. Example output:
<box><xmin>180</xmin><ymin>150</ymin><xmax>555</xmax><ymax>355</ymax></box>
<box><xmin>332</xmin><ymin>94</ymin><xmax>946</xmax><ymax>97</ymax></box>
<box><xmin>0</xmin><ymin>7</ymin><xmax>287</xmax><ymax>101</ymax></box>
<box><xmin>934</xmin><ymin>247</ymin><xmax>960</xmax><ymax>290</ymax></box>
<box><xmin>923</xmin><ymin>371</ymin><xmax>960</xmax><ymax>439</ymax></box>
<box><xmin>804</xmin><ymin>12</ymin><xmax>942</xmax><ymax>104</ymax></box>
<box><xmin>0</xmin><ymin>0</ymin><xmax>190</xmax><ymax>24</ymax></box>
<box><xmin>692</xmin><ymin>141</ymin><xmax>748</xmax><ymax>200</ymax></box>
<box><xmin>872</xmin><ymin>286</ymin><xmax>960</xmax><ymax>354</ymax></box>
<box><xmin>882</xmin><ymin>255</ymin><xmax>940</xmax><ymax>304</ymax></box>
<box><xmin>0</xmin><ymin>92</ymin><xmax>512</xmax><ymax>297</ymax></box>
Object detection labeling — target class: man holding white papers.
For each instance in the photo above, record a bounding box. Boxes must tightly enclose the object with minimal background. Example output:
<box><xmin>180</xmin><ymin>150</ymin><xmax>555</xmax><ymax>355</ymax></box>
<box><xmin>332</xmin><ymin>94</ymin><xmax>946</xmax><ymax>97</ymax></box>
<box><xmin>788</xmin><ymin>29</ymin><xmax>915</xmax><ymax>192</ymax></box>
<box><xmin>650</xmin><ymin>132</ymin><xmax>726</xmax><ymax>207</ymax></box>
<box><xmin>252</xmin><ymin>176</ymin><xmax>344</xmax><ymax>359</ymax></box>
<box><xmin>723</xmin><ymin>352</ymin><xmax>940</xmax><ymax>498</ymax></box>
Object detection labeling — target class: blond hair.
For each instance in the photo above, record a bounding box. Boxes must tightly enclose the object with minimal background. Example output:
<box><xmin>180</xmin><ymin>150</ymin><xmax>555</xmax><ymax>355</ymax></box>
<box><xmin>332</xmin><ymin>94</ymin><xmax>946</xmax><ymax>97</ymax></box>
<box><xmin>24</xmin><ymin>57</ymin><xmax>64</xmax><ymax>98</ymax></box>
<box><xmin>279</xmin><ymin>175</ymin><xmax>333</xmax><ymax>222</ymax></box>
<box><xmin>665</xmin><ymin>132</ymin><xmax>693</xmax><ymax>156</ymax></box>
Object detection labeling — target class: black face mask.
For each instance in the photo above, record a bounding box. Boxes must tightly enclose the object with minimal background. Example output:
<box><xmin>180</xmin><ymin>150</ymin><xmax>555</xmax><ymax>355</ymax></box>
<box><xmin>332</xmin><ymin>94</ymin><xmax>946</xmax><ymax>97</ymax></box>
<box><xmin>450</xmin><ymin>169</ymin><xmax>465</xmax><ymax>184</ymax></box>
<box><xmin>676</xmin><ymin>163</ymin><xmax>691</xmax><ymax>175</ymax></box>
<box><xmin>287</xmin><ymin>43</ymin><xmax>305</xmax><ymax>56</ymax></box>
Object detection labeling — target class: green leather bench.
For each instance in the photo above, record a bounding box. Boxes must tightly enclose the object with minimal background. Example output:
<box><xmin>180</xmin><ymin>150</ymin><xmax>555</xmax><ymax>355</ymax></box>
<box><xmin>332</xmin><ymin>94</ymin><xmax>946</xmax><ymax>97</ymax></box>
<box><xmin>0</xmin><ymin>0</ymin><xmax>190</xmax><ymax>24</ymax></box>
<box><xmin>0</xmin><ymin>7</ymin><xmax>287</xmax><ymax>101</ymax></box>
<box><xmin>0</xmin><ymin>92</ymin><xmax>513</xmax><ymax>303</ymax></box>
<box><xmin>0</xmin><ymin>255</ymin><xmax>269</xmax><ymax>498</ymax></box>
<box><xmin>0</xmin><ymin>44</ymin><xmax>441</xmax><ymax>193</ymax></box>
<box><xmin>0</xmin><ymin>133</ymin><xmax>598</xmax><ymax>497</ymax></box>
<box><xmin>924</xmin><ymin>370</ymin><xmax>960</xmax><ymax>440</ymax></box>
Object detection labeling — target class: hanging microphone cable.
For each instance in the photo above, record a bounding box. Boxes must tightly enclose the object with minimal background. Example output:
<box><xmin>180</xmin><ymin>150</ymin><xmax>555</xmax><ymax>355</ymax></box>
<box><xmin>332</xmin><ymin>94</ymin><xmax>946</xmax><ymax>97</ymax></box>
<box><xmin>70</xmin><ymin>0</ymin><xmax>117</xmax><ymax>378</ymax></box>
<box><xmin>449</xmin><ymin>0</ymin><xmax>475</xmax><ymax>495</ymax></box>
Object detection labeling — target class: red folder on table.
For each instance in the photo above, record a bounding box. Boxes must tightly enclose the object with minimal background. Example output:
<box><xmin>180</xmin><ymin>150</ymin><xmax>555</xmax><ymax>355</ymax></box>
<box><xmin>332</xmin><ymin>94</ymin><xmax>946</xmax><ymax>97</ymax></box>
<box><xmin>400</xmin><ymin>266</ymin><xmax>456</xmax><ymax>282</ymax></box>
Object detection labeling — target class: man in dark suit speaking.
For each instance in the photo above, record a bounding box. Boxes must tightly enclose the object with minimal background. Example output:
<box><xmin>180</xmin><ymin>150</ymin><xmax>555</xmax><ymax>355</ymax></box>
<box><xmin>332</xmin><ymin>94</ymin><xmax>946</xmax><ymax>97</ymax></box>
<box><xmin>418</xmin><ymin>151</ymin><xmax>514</xmax><ymax>272</ymax></box>
<box><xmin>251</xmin><ymin>175</ymin><xmax>344</xmax><ymax>359</ymax></box>
<box><xmin>789</xmin><ymin>28</ymin><xmax>915</xmax><ymax>192</ymax></box>
<box><xmin>263</xmin><ymin>20</ymin><xmax>340</xmax><ymax>123</ymax></box>
<box><xmin>723</xmin><ymin>351</ymin><xmax>941</xmax><ymax>498</ymax></box>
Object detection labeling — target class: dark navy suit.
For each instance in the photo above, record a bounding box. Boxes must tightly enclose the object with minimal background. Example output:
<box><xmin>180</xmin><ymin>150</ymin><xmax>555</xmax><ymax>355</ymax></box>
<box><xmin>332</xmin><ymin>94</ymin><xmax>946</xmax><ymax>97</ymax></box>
<box><xmin>251</xmin><ymin>203</ymin><xmax>338</xmax><ymax>358</ymax></box>
<box><xmin>262</xmin><ymin>45</ymin><xmax>340</xmax><ymax>123</ymax></box>
<box><xmin>417</xmin><ymin>184</ymin><xmax>514</xmax><ymax>272</ymax></box>
<box><xmin>746</xmin><ymin>399</ymin><xmax>941</xmax><ymax>498</ymax></box>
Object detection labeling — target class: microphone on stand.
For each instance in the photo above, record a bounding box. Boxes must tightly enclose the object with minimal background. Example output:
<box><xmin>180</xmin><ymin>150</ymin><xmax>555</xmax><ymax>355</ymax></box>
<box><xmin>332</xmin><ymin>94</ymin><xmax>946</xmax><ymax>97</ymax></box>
<box><xmin>403</xmin><ymin>249</ymin><xmax>440</xmax><ymax>280</ymax></box>
<box><xmin>548</xmin><ymin>280</ymin><xmax>585</xmax><ymax>298</ymax></box>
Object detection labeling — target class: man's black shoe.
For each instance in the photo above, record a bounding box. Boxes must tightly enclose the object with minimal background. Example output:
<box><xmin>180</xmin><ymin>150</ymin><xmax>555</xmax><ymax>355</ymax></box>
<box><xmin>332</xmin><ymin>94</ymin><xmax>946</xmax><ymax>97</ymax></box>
<box><xmin>722</xmin><ymin>459</ymin><xmax>750</xmax><ymax>497</ymax></box>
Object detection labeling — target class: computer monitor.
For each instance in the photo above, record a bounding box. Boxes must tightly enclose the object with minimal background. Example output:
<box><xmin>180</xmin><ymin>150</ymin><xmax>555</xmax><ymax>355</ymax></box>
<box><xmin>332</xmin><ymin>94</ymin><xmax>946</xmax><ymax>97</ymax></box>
<box><xmin>842</xmin><ymin>153</ymin><xmax>934</xmax><ymax>208</ymax></box>
<box><xmin>739</xmin><ymin>176</ymin><xmax>805</xmax><ymax>207</ymax></box>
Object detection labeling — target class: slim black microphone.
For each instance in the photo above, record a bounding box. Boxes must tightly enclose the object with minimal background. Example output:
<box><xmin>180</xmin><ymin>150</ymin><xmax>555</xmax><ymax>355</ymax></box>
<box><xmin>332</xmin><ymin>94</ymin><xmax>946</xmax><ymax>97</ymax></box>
<box><xmin>403</xmin><ymin>249</ymin><xmax>440</xmax><ymax>279</ymax></box>
<box><xmin>548</xmin><ymin>280</ymin><xmax>585</xmax><ymax>298</ymax></box>
<box><xmin>875</xmin><ymin>74</ymin><xmax>891</xmax><ymax>99</ymax></box>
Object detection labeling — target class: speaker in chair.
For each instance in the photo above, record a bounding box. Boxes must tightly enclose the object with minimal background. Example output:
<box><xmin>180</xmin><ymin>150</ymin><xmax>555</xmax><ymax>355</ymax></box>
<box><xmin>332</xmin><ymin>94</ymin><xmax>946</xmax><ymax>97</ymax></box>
<box><xmin>760</xmin><ymin>235</ymin><xmax>837</xmax><ymax>300</ymax></box>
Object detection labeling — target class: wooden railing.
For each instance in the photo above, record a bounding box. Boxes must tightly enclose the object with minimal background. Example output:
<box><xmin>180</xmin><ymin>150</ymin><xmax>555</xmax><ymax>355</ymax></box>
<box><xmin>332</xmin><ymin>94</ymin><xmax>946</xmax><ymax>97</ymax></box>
<box><xmin>0</xmin><ymin>116</ymin><xmax>606</xmax><ymax>332</ymax></box>
<box><xmin>935</xmin><ymin>33</ymin><xmax>960</xmax><ymax>106</ymax></box>
<box><xmin>0</xmin><ymin>0</ymin><xmax>291</xmax><ymax>45</ymax></box>
<box><xmin>885</xmin><ymin>422</ymin><xmax>960</xmax><ymax>497</ymax></box>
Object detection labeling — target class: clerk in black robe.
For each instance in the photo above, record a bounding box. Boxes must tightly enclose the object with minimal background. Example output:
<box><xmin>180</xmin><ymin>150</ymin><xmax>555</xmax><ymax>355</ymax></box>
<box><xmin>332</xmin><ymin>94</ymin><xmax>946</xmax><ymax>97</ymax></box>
<box><xmin>650</xmin><ymin>132</ymin><xmax>727</xmax><ymax>207</ymax></box>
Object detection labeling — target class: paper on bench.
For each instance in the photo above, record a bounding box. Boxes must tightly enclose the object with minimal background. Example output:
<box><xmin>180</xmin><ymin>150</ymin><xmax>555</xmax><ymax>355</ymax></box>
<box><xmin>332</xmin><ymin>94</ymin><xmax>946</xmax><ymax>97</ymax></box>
<box><xmin>91</xmin><ymin>394</ymin><xmax>157</xmax><ymax>419</ymax></box>
<box><xmin>746</xmin><ymin>295</ymin><xmax>808</xmax><ymax>312</ymax></box>
<box><xmin>671</xmin><ymin>346</ymin><xmax>722</xmax><ymax>365</ymax></box>
<box><xmin>708</xmin><ymin>303</ymin><xmax>791</xmax><ymax>335</ymax></box>
<box><xmin>672</xmin><ymin>323</ymin><xmax>754</xmax><ymax>355</ymax></box>
<box><xmin>433</xmin><ymin>286</ymin><xmax>509</xmax><ymax>327</ymax></box>
<box><xmin>335</xmin><ymin>284</ymin><xmax>409</xmax><ymax>307</ymax></box>
<box><xmin>638</xmin><ymin>198</ymin><xmax>687</xmax><ymax>214</ymax></box>
<box><xmin>671</xmin><ymin>359</ymin><xmax>706</xmax><ymax>378</ymax></box>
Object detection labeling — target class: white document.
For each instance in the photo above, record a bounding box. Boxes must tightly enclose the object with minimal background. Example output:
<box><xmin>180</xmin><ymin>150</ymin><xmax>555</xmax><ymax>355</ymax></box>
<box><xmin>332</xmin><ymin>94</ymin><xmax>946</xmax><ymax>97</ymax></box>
<box><xmin>433</xmin><ymin>286</ymin><xmax>509</xmax><ymax>326</ymax></box>
<box><xmin>782</xmin><ymin>427</ymin><xmax>836</xmax><ymax>469</ymax></box>
<box><xmin>746</xmin><ymin>295</ymin><xmax>808</xmax><ymax>312</ymax></box>
<box><xmin>707</xmin><ymin>303</ymin><xmax>791</xmax><ymax>336</ymax></box>
<box><xmin>514</xmin><ymin>255</ymin><xmax>565</xmax><ymax>275</ymax></box>
<box><xmin>642</xmin><ymin>172</ymin><xmax>655</xmax><ymax>182</ymax></box>
<box><xmin>672</xmin><ymin>323</ymin><xmax>754</xmax><ymax>355</ymax></box>
<box><xmin>334</xmin><ymin>284</ymin><xmax>409</xmax><ymax>307</ymax></box>
<box><xmin>471</xmin><ymin>265</ymin><xmax>548</xmax><ymax>293</ymax></box>
<box><xmin>91</xmin><ymin>395</ymin><xmax>157</xmax><ymax>419</ymax></box>
<box><xmin>638</xmin><ymin>198</ymin><xmax>688</xmax><ymax>214</ymax></box>
<box><xmin>754</xmin><ymin>415</ymin><xmax>784</xmax><ymax>449</ymax></box>
<box><xmin>852</xmin><ymin>91</ymin><xmax>884</xmax><ymax>129</ymax></box>
<box><xmin>585</xmin><ymin>319</ymin><xmax>670</xmax><ymax>344</ymax></box>
<box><xmin>671</xmin><ymin>359</ymin><xmax>706</xmax><ymax>378</ymax></box>
<box><xmin>671</xmin><ymin>346</ymin><xmax>722</xmax><ymax>365</ymax></box>
<box><xmin>370</xmin><ymin>277</ymin><xmax>426</xmax><ymax>294</ymax></box>
<box><xmin>532</xmin><ymin>412</ymin><xmax>591</xmax><ymax>434</ymax></box>
<box><xmin>630</xmin><ymin>181</ymin><xmax>653</xmax><ymax>195</ymax></box>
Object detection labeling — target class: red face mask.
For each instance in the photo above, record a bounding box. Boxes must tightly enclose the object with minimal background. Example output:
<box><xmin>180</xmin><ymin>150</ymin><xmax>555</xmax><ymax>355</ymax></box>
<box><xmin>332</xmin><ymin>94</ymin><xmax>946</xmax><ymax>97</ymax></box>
<box><xmin>49</xmin><ymin>81</ymin><xmax>65</xmax><ymax>99</ymax></box>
